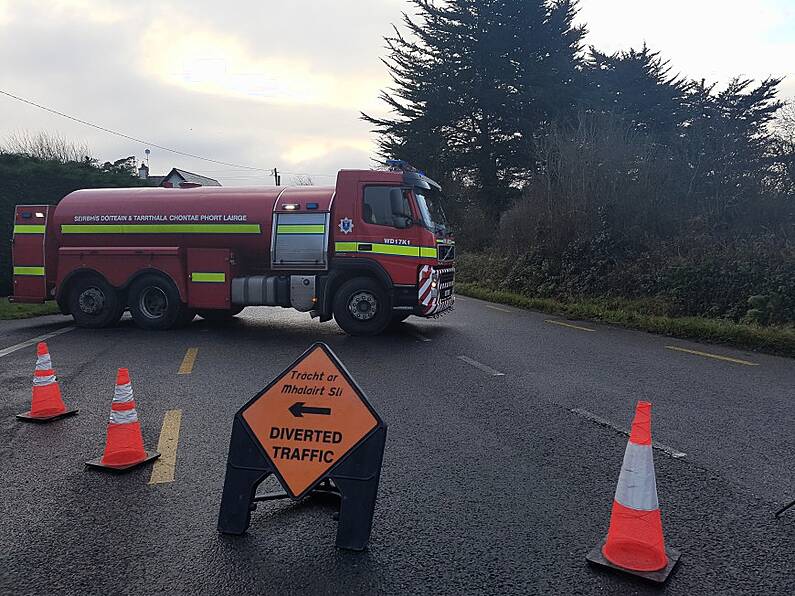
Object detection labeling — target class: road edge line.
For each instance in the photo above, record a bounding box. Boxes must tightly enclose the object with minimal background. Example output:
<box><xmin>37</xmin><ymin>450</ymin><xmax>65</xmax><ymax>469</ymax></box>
<box><xmin>0</xmin><ymin>326</ymin><xmax>75</xmax><ymax>358</ymax></box>
<box><xmin>569</xmin><ymin>407</ymin><xmax>686</xmax><ymax>458</ymax></box>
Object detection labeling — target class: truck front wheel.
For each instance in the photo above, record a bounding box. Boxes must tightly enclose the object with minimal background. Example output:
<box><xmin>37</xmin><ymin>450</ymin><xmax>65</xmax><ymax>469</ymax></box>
<box><xmin>332</xmin><ymin>277</ymin><xmax>391</xmax><ymax>336</ymax></box>
<box><xmin>128</xmin><ymin>274</ymin><xmax>188</xmax><ymax>330</ymax></box>
<box><xmin>68</xmin><ymin>276</ymin><xmax>124</xmax><ymax>329</ymax></box>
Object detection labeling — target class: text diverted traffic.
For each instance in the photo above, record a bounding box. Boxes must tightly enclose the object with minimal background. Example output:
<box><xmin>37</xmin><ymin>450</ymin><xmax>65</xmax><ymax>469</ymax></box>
<box><xmin>269</xmin><ymin>426</ymin><xmax>343</xmax><ymax>463</ymax></box>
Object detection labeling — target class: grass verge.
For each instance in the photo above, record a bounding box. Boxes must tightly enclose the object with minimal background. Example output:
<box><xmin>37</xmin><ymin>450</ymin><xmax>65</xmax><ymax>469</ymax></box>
<box><xmin>457</xmin><ymin>283</ymin><xmax>795</xmax><ymax>358</ymax></box>
<box><xmin>0</xmin><ymin>298</ymin><xmax>61</xmax><ymax>320</ymax></box>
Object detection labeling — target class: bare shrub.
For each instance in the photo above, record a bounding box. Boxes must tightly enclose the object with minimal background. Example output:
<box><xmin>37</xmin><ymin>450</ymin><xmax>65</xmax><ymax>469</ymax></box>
<box><xmin>3</xmin><ymin>131</ymin><xmax>92</xmax><ymax>163</ymax></box>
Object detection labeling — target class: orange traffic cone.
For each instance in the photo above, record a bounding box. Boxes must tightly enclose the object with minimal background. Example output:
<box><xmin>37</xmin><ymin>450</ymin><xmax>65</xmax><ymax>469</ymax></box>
<box><xmin>586</xmin><ymin>401</ymin><xmax>680</xmax><ymax>583</ymax></box>
<box><xmin>85</xmin><ymin>368</ymin><xmax>159</xmax><ymax>471</ymax></box>
<box><xmin>16</xmin><ymin>342</ymin><xmax>78</xmax><ymax>422</ymax></box>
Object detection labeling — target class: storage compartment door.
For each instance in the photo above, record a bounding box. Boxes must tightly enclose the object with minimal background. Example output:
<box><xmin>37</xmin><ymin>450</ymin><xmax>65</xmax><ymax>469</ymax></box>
<box><xmin>187</xmin><ymin>248</ymin><xmax>232</xmax><ymax>309</ymax></box>
<box><xmin>12</xmin><ymin>205</ymin><xmax>50</xmax><ymax>302</ymax></box>
<box><xmin>271</xmin><ymin>212</ymin><xmax>329</xmax><ymax>270</ymax></box>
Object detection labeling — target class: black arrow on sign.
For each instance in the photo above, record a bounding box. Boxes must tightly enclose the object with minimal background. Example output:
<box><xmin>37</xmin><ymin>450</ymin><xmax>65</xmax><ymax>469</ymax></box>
<box><xmin>289</xmin><ymin>402</ymin><xmax>331</xmax><ymax>418</ymax></box>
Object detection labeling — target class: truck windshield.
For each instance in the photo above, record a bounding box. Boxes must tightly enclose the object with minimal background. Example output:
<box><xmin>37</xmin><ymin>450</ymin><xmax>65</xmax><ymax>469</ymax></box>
<box><xmin>414</xmin><ymin>188</ymin><xmax>449</xmax><ymax>234</ymax></box>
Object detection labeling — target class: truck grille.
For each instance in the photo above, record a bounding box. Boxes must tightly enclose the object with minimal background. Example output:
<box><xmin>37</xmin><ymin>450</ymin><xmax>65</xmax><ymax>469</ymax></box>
<box><xmin>437</xmin><ymin>244</ymin><xmax>455</xmax><ymax>261</ymax></box>
<box><xmin>439</xmin><ymin>269</ymin><xmax>455</xmax><ymax>286</ymax></box>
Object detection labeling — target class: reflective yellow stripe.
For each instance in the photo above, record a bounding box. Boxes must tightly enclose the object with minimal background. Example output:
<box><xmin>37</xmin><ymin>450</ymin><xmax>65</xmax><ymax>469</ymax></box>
<box><xmin>191</xmin><ymin>272</ymin><xmax>226</xmax><ymax>283</ymax></box>
<box><xmin>334</xmin><ymin>242</ymin><xmax>438</xmax><ymax>258</ymax></box>
<box><xmin>277</xmin><ymin>224</ymin><xmax>325</xmax><ymax>234</ymax></box>
<box><xmin>14</xmin><ymin>266</ymin><xmax>46</xmax><ymax>276</ymax></box>
<box><xmin>13</xmin><ymin>225</ymin><xmax>46</xmax><ymax>234</ymax></box>
<box><xmin>370</xmin><ymin>244</ymin><xmax>420</xmax><ymax>256</ymax></box>
<box><xmin>61</xmin><ymin>223</ymin><xmax>261</xmax><ymax>234</ymax></box>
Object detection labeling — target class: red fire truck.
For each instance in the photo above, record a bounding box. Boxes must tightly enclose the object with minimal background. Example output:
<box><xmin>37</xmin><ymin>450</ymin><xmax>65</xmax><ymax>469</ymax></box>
<box><xmin>9</xmin><ymin>164</ymin><xmax>455</xmax><ymax>335</ymax></box>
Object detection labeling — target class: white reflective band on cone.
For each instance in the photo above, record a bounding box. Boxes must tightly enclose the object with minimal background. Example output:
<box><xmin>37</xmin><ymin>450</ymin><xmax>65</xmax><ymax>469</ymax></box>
<box><xmin>32</xmin><ymin>373</ymin><xmax>56</xmax><ymax>386</ymax></box>
<box><xmin>614</xmin><ymin>442</ymin><xmax>659</xmax><ymax>511</ymax></box>
<box><xmin>109</xmin><ymin>408</ymin><xmax>138</xmax><ymax>424</ymax></box>
<box><xmin>36</xmin><ymin>353</ymin><xmax>52</xmax><ymax>370</ymax></box>
<box><xmin>113</xmin><ymin>383</ymin><xmax>134</xmax><ymax>403</ymax></box>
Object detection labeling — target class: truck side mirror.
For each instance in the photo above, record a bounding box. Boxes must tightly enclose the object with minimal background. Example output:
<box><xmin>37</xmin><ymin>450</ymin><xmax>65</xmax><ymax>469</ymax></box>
<box><xmin>393</xmin><ymin>215</ymin><xmax>413</xmax><ymax>229</ymax></box>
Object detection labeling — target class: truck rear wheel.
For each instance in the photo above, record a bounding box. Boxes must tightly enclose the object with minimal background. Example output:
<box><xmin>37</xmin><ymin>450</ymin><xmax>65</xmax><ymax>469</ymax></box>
<box><xmin>128</xmin><ymin>274</ymin><xmax>188</xmax><ymax>330</ymax></box>
<box><xmin>333</xmin><ymin>277</ymin><xmax>391</xmax><ymax>336</ymax></box>
<box><xmin>68</xmin><ymin>276</ymin><xmax>124</xmax><ymax>329</ymax></box>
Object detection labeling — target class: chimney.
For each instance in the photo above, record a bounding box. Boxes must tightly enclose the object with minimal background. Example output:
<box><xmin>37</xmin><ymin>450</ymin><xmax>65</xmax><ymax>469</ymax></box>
<box><xmin>138</xmin><ymin>162</ymin><xmax>149</xmax><ymax>179</ymax></box>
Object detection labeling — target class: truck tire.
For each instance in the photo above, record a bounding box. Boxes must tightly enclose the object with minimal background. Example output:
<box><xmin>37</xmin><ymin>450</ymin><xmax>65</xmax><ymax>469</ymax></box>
<box><xmin>128</xmin><ymin>274</ymin><xmax>187</xmax><ymax>330</ymax></box>
<box><xmin>333</xmin><ymin>277</ymin><xmax>392</xmax><ymax>336</ymax></box>
<box><xmin>197</xmin><ymin>307</ymin><xmax>243</xmax><ymax>322</ymax></box>
<box><xmin>68</xmin><ymin>275</ymin><xmax>124</xmax><ymax>329</ymax></box>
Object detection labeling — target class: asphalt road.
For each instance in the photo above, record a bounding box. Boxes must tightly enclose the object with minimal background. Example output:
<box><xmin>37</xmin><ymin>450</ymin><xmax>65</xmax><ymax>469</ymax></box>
<box><xmin>1</xmin><ymin>297</ymin><xmax>793</xmax><ymax>595</ymax></box>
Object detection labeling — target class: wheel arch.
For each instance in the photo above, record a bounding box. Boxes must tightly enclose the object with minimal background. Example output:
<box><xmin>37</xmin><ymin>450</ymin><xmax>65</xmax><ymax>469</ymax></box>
<box><xmin>123</xmin><ymin>268</ymin><xmax>186</xmax><ymax>303</ymax></box>
<box><xmin>57</xmin><ymin>268</ymin><xmax>111</xmax><ymax>312</ymax></box>
<box><xmin>321</xmin><ymin>258</ymin><xmax>392</xmax><ymax>320</ymax></box>
<box><xmin>58</xmin><ymin>266</ymin><xmax>186</xmax><ymax>311</ymax></box>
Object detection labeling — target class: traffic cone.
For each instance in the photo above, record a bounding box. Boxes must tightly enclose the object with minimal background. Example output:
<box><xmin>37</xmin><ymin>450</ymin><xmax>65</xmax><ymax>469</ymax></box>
<box><xmin>586</xmin><ymin>401</ymin><xmax>680</xmax><ymax>583</ymax></box>
<box><xmin>85</xmin><ymin>368</ymin><xmax>159</xmax><ymax>471</ymax></box>
<box><xmin>16</xmin><ymin>342</ymin><xmax>78</xmax><ymax>422</ymax></box>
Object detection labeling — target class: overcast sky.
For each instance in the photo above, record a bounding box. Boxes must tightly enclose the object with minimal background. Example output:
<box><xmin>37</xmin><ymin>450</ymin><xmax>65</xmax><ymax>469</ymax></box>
<box><xmin>1</xmin><ymin>0</ymin><xmax>793</xmax><ymax>186</ymax></box>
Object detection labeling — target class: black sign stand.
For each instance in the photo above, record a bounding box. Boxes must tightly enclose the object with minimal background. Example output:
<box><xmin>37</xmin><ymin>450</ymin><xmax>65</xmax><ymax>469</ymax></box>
<box><xmin>217</xmin><ymin>345</ymin><xmax>387</xmax><ymax>551</ymax></box>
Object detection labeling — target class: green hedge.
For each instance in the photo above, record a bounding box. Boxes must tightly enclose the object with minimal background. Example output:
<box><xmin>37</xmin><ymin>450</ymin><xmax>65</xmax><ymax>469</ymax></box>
<box><xmin>0</xmin><ymin>154</ymin><xmax>146</xmax><ymax>296</ymax></box>
<box><xmin>456</xmin><ymin>282</ymin><xmax>795</xmax><ymax>357</ymax></box>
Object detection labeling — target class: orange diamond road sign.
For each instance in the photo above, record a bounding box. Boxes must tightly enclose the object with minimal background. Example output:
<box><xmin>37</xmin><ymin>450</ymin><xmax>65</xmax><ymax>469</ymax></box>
<box><xmin>241</xmin><ymin>343</ymin><xmax>381</xmax><ymax>498</ymax></box>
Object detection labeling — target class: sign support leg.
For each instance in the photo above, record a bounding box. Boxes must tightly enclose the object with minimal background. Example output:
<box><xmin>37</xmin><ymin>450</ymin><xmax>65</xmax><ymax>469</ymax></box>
<box><xmin>330</xmin><ymin>426</ymin><xmax>387</xmax><ymax>551</ymax></box>
<box><xmin>218</xmin><ymin>417</ymin><xmax>273</xmax><ymax>535</ymax></box>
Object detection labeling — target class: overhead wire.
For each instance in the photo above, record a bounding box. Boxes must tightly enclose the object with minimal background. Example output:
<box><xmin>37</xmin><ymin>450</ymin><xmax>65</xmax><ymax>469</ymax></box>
<box><xmin>0</xmin><ymin>88</ymin><xmax>339</xmax><ymax>179</ymax></box>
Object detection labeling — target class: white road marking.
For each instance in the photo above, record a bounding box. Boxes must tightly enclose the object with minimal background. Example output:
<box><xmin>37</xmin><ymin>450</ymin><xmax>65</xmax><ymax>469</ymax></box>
<box><xmin>485</xmin><ymin>304</ymin><xmax>512</xmax><ymax>313</ymax></box>
<box><xmin>411</xmin><ymin>331</ymin><xmax>431</xmax><ymax>343</ymax></box>
<box><xmin>457</xmin><ymin>355</ymin><xmax>505</xmax><ymax>376</ymax></box>
<box><xmin>0</xmin><ymin>326</ymin><xmax>75</xmax><ymax>358</ymax></box>
<box><xmin>569</xmin><ymin>407</ymin><xmax>686</xmax><ymax>458</ymax></box>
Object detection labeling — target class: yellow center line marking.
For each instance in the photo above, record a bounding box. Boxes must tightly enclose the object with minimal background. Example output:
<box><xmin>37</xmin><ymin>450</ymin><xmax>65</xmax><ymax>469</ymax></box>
<box><xmin>665</xmin><ymin>345</ymin><xmax>759</xmax><ymax>366</ymax></box>
<box><xmin>485</xmin><ymin>304</ymin><xmax>512</xmax><ymax>313</ymax></box>
<box><xmin>545</xmin><ymin>319</ymin><xmax>596</xmax><ymax>332</ymax></box>
<box><xmin>178</xmin><ymin>347</ymin><xmax>198</xmax><ymax>375</ymax></box>
<box><xmin>149</xmin><ymin>409</ymin><xmax>182</xmax><ymax>485</ymax></box>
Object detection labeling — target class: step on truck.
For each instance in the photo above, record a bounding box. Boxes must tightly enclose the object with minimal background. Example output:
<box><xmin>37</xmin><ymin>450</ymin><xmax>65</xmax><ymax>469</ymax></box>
<box><xmin>9</xmin><ymin>163</ymin><xmax>455</xmax><ymax>335</ymax></box>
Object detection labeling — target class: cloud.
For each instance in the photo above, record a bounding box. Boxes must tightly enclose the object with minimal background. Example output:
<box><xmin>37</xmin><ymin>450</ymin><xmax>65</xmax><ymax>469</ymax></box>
<box><xmin>139</xmin><ymin>16</ymin><xmax>389</xmax><ymax>111</ymax></box>
<box><xmin>0</xmin><ymin>0</ymin><xmax>792</xmax><ymax>188</ymax></box>
<box><xmin>577</xmin><ymin>0</ymin><xmax>795</xmax><ymax>97</ymax></box>
<box><xmin>0</xmin><ymin>0</ymin><xmax>130</xmax><ymax>24</ymax></box>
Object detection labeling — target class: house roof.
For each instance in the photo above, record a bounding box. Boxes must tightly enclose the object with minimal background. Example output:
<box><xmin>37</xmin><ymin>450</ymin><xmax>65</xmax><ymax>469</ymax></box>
<box><xmin>163</xmin><ymin>168</ymin><xmax>222</xmax><ymax>187</ymax></box>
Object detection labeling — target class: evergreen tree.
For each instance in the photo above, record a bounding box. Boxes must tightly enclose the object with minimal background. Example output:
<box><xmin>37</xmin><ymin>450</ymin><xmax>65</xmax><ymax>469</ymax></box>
<box><xmin>582</xmin><ymin>45</ymin><xmax>691</xmax><ymax>141</ymax></box>
<box><xmin>678</xmin><ymin>77</ymin><xmax>783</xmax><ymax>222</ymax></box>
<box><xmin>363</xmin><ymin>0</ymin><xmax>585</xmax><ymax>220</ymax></box>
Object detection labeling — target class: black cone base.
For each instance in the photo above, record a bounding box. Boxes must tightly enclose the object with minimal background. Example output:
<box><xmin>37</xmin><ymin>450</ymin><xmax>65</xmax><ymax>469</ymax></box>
<box><xmin>85</xmin><ymin>450</ymin><xmax>160</xmax><ymax>472</ymax></box>
<box><xmin>16</xmin><ymin>408</ymin><xmax>78</xmax><ymax>423</ymax></box>
<box><xmin>586</xmin><ymin>536</ymin><xmax>681</xmax><ymax>584</ymax></box>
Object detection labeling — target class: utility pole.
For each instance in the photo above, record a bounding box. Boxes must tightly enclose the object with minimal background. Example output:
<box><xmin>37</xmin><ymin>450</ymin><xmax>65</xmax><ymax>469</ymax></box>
<box><xmin>272</xmin><ymin>168</ymin><xmax>281</xmax><ymax>186</ymax></box>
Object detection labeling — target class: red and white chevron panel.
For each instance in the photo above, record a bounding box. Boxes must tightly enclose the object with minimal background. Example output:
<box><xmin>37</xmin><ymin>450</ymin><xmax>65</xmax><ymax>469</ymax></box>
<box><xmin>418</xmin><ymin>266</ymin><xmax>455</xmax><ymax>316</ymax></box>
